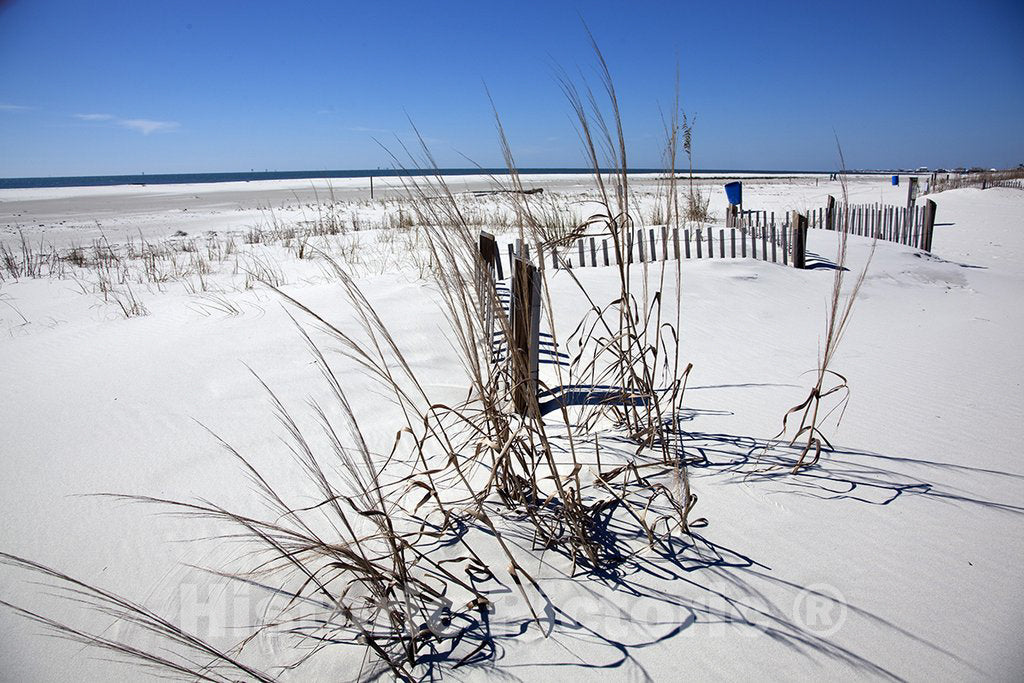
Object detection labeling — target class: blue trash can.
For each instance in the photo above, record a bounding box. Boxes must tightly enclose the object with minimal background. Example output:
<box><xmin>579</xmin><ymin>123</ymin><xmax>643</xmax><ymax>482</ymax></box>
<box><xmin>891</xmin><ymin>175</ymin><xmax>899</xmax><ymax>186</ymax></box>
<box><xmin>725</xmin><ymin>181</ymin><xmax>742</xmax><ymax>205</ymax></box>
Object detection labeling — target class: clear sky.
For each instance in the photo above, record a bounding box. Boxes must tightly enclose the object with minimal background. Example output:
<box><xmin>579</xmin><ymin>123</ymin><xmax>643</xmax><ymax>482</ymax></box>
<box><xmin>1</xmin><ymin>0</ymin><xmax>1022</xmax><ymax>177</ymax></box>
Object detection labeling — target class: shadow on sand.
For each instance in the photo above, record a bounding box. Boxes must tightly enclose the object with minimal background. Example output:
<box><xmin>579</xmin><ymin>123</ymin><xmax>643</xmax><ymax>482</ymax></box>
<box><xmin>399</xmin><ymin>404</ymin><xmax>1024</xmax><ymax>681</ymax></box>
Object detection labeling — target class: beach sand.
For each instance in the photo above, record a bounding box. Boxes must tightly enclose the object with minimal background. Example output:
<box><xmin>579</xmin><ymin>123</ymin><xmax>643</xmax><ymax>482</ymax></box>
<box><xmin>1</xmin><ymin>174</ymin><xmax>1021</xmax><ymax>681</ymax></box>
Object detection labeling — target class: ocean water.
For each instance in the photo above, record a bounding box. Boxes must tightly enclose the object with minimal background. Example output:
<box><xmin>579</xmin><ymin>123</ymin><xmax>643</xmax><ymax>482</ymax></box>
<box><xmin>0</xmin><ymin>168</ymin><xmax>618</xmax><ymax>190</ymax></box>
<box><xmin>0</xmin><ymin>168</ymin><xmax>825</xmax><ymax>190</ymax></box>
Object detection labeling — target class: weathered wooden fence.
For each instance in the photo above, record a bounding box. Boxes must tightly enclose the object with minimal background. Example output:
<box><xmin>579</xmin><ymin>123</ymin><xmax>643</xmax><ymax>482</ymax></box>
<box><xmin>727</xmin><ymin>195</ymin><xmax>938</xmax><ymax>252</ymax></box>
<box><xmin>806</xmin><ymin>195</ymin><xmax>937</xmax><ymax>252</ymax></box>
<box><xmin>483</xmin><ymin>195</ymin><xmax>938</xmax><ymax>284</ymax></box>
<box><xmin>553</xmin><ymin>223</ymin><xmax>794</xmax><ymax>269</ymax></box>
<box><xmin>926</xmin><ymin>172</ymin><xmax>1024</xmax><ymax>194</ymax></box>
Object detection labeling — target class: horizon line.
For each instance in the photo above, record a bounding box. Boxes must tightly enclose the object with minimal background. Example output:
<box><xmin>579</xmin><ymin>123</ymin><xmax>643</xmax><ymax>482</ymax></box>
<box><xmin>0</xmin><ymin>166</ymin><xmax>960</xmax><ymax>191</ymax></box>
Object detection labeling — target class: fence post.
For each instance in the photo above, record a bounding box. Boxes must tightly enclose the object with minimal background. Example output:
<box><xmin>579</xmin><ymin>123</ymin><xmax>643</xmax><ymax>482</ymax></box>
<box><xmin>479</xmin><ymin>230</ymin><xmax>500</xmax><ymax>280</ymax></box>
<box><xmin>825</xmin><ymin>195</ymin><xmax>836</xmax><ymax>231</ymax></box>
<box><xmin>478</xmin><ymin>231</ymin><xmax>499</xmax><ymax>358</ymax></box>
<box><xmin>921</xmin><ymin>205</ymin><xmax>929</xmax><ymax>248</ymax></box>
<box><xmin>907</xmin><ymin>177</ymin><xmax>918</xmax><ymax>209</ymax></box>
<box><xmin>511</xmin><ymin>256</ymin><xmax>540</xmax><ymax>416</ymax></box>
<box><xmin>484</xmin><ymin>232</ymin><xmax>502</xmax><ymax>278</ymax></box>
<box><xmin>791</xmin><ymin>211</ymin><xmax>807</xmax><ymax>269</ymax></box>
<box><xmin>923</xmin><ymin>199</ymin><xmax>937</xmax><ymax>252</ymax></box>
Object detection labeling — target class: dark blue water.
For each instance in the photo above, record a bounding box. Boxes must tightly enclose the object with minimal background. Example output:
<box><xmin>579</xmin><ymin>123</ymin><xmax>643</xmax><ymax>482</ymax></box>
<box><xmin>0</xmin><ymin>168</ymin><xmax>830</xmax><ymax>190</ymax></box>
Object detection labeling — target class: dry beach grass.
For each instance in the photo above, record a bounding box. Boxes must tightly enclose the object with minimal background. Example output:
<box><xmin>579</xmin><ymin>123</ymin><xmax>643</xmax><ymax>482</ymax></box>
<box><xmin>0</xmin><ymin>48</ymin><xmax>724</xmax><ymax>679</ymax></box>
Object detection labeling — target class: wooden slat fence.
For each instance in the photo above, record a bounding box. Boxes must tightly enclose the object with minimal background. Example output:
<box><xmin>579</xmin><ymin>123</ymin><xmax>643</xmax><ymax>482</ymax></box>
<box><xmin>728</xmin><ymin>196</ymin><xmax>938</xmax><ymax>252</ymax></box>
<box><xmin>485</xmin><ymin>194</ymin><xmax>937</xmax><ymax>279</ymax></box>
<box><xmin>807</xmin><ymin>196</ymin><xmax>937</xmax><ymax>252</ymax></box>
<box><xmin>552</xmin><ymin>223</ymin><xmax>794</xmax><ymax>269</ymax></box>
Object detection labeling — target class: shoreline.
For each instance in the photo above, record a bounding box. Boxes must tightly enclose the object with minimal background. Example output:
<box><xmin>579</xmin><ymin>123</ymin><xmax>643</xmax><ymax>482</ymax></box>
<box><xmin>0</xmin><ymin>167</ymin><xmax>915</xmax><ymax>192</ymax></box>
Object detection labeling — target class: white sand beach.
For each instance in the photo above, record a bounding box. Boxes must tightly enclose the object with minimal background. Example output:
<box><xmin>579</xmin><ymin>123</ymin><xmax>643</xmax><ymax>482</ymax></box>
<box><xmin>1</xmin><ymin>173</ymin><xmax>1022</xmax><ymax>681</ymax></box>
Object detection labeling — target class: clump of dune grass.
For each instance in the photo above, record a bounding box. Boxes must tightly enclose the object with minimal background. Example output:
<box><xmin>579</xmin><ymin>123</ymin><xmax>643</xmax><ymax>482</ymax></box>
<box><xmin>680</xmin><ymin>113</ymin><xmax>712</xmax><ymax>223</ymax></box>
<box><xmin>771</xmin><ymin>144</ymin><xmax>874</xmax><ymax>473</ymax></box>
<box><xmin>0</xmin><ymin>230</ymin><xmax>65</xmax><ymax>281</ymax></box>
<box><xmin>524</xmin><ymin>193</ymin><xmax>585</xmax><ymax>246</ymax></box>
<box><xmin>0</xmin><ymin>38</ymin><xmax>747</xmax><ymax>682</ymax></box>
<box><xmin>111</xmin><ymin>282</ymin><xmax>149</xmax><ymax>318</ymax></box>
<box><xmin>0</xmin><ymin>190</ymin><xmax>467</xmax><ymax>294</ymax></box>
<box><xmin>371</xmin><ymin>34</ymin><xmax>701</xmax><ymax>575</ymax></box>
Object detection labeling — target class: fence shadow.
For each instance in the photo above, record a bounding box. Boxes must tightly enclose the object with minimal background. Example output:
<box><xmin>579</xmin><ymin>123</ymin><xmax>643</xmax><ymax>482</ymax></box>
<box><xmin>803</xmin><ymin>250</ymin><xmax>847</xmax><ymax>271</ymax></box>
<box><xmin>537</xmin><ymin>384</ymin><xmax>647</xmax><ymax>415</ymax></box>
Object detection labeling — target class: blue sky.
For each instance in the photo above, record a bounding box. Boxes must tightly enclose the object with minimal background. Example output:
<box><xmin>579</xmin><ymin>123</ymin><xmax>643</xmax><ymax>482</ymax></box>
<box><xmin>1</xmin><ymin>0</ymin><xmax>1022</xmax><ymax>177</ymax></box>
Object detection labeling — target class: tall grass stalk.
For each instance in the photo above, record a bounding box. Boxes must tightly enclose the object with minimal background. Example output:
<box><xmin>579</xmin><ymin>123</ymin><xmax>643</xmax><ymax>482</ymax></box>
<box><xmin>775</xmin><ymin>143</ymin><xmax>874</xmax><ymax>473</ymax></box>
